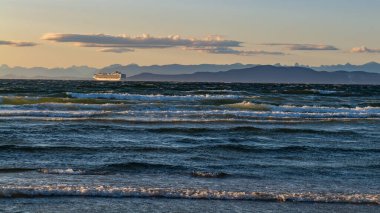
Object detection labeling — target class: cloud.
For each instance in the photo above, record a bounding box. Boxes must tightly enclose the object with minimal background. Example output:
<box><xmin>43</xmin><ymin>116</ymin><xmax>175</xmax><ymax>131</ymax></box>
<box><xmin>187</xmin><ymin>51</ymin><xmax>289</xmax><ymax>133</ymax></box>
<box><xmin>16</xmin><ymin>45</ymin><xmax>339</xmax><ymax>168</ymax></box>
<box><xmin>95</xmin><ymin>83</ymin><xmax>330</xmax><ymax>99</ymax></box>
<box><xmin>262</xmin><ymin>43</ymin><xmax>339</xmax><ymax>51</ymax></box>
<box><xmin>42</xmin><ymin>33</ymin><xmax>283</xmax><ymax>56</ymax></box>
<box><xmin>98</xmin><ymin>48</ymin><xmax>134</xmax><ymax>53</ymax></box>
<box><xmin>350</xmin><ymin>46</ymin><xmax>380</xmax><ymax>53</ymax></box>
<box><xmin>42</xmin><ymin>33</ymin><xmax>241</xmax><ymax>48</ymax></box>
<box><xmin>190</xmin><ymin>47</ymin><xmax>285</xmax><ymax>56</ymax></box>
<box><xmin>0</xmin><ymin>40</ymin><xmax>38</xmax><ymax>47</ymax></box>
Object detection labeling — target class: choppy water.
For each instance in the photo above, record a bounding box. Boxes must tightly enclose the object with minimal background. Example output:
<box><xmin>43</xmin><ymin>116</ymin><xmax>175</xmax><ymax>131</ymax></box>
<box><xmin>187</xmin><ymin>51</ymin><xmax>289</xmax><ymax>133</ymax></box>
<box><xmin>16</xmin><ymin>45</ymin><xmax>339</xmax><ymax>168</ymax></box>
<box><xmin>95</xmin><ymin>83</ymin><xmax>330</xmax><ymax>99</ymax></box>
<box><xmin>0</xmin><ymin>80</ymin><xmax>379</xmax><ymax>212</ymax></box>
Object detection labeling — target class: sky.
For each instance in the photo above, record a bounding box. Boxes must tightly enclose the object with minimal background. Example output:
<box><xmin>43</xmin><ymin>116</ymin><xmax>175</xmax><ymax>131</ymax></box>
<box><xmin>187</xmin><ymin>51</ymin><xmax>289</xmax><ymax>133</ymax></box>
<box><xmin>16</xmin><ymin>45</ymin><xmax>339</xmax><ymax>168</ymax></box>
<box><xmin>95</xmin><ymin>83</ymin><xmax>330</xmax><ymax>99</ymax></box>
<box><xmin>1</xmin><ymin>0</ymin><xmax>379</xmax><ymax>68</ymax></box>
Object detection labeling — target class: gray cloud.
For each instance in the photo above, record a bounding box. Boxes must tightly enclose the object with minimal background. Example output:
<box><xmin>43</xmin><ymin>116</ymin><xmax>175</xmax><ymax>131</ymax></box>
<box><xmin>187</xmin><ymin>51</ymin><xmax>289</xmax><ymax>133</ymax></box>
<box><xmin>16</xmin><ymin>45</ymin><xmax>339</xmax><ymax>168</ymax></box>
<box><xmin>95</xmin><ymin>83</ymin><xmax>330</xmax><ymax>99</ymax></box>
<box><xmin>193</xmin><ymin>47</ymin><xmax>285</xmax><ymax>56</ymax></box>
<box><xmin>0</xmin><ymin>40</ymin><xmax>38</xmax><ymax>47</ymax></box>
<box><xmin>351</xmin><ymin>46</ymin><xmax>380</xmax><ymax>53</ymax></box>
<box><xmin>42</xmin><ymin>33</ymin><xmax>284</xmax><ymax>55</ymax></box>
<box><xmin>98</xmin><ymin>48</ymin><xmax>134</xmax><ymax>53</ymax></box>
<box><xmin>262</xmin><ymin>43</ymin><xmax>339</xmax><ymax>51</ymax></box>
<box><xmin>42</xmin><ymin>33</ymin><xmax>241</xmax><ymax>48</ymax></box>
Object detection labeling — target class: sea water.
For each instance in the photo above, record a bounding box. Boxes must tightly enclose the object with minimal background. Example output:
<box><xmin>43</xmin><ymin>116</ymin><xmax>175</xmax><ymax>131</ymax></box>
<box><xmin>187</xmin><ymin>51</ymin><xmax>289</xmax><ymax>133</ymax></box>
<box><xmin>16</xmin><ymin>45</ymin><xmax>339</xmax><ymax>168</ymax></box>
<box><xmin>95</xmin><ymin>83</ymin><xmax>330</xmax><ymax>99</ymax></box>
<box><xmin>0</xmin><ymin>80</ymin><xmax>379</xmax><ymax>212</ymax></box>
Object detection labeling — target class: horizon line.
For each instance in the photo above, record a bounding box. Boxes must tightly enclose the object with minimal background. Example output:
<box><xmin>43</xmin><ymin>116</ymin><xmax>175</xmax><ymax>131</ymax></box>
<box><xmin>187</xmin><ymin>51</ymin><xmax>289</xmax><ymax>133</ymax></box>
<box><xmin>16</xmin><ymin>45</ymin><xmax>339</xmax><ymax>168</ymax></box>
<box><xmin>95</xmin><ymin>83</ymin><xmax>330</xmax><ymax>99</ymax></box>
<box><xmin>1</xmin><ymin>61</ymin><xmax>379</xmax><ymax>70</ymax></box>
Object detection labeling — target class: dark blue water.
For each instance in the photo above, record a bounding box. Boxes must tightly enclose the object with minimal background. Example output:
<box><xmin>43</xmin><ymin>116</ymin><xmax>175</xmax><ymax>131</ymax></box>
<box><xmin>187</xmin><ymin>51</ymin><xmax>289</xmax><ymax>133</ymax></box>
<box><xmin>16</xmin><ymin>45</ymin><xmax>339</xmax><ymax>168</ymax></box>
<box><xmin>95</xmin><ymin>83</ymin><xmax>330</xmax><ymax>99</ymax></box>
<box><xmin>0</xmin><ymin>80</ymin><xmax>379</xmax><ymax>211</ymax></box>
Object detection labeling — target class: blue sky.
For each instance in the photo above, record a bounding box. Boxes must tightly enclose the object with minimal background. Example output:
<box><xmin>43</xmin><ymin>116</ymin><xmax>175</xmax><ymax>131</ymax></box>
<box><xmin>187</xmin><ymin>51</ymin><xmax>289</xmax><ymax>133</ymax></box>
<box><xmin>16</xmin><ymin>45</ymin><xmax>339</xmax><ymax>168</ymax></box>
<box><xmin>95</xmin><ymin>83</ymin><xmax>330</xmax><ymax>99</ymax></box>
<box><xmin>1</xmin><ymin>0</ymin><xmax>379</xmax><ymax>67</ymax></box>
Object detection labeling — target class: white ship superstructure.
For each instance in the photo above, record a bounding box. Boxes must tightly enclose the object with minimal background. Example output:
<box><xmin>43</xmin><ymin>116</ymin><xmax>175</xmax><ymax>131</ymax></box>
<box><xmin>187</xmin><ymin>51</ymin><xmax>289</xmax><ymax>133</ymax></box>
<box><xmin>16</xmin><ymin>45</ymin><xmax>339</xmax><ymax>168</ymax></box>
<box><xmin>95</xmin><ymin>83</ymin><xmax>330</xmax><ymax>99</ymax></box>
<box><xmin>93</xmin><ymin>71</ymin><xmax>126</xmax><ymax>81</ymax></box>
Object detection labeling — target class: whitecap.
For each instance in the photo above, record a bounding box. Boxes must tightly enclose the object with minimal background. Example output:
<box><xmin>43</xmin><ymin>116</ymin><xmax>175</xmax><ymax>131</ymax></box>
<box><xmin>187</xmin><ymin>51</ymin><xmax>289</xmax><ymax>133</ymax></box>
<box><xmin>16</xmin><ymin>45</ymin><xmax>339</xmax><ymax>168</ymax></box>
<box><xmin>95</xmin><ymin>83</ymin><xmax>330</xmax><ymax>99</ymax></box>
<box><xmin>224</xmin><ymin>101</ymin><xmax>271</xmax><ymax>111</ymax></box>
<box><xmin>0</xmin><ymin>185</ymin><xmax>378</xmax><ymax>204</ymax></box>
<box><xmin>66</xmin><ymin>92</ymin><xmax>241</xmax><ymax>101</ymax></box>
<box><xmin>37</xmin><ymin>168</ymin><xmax>84</xmax><ymax>175</ymax></box>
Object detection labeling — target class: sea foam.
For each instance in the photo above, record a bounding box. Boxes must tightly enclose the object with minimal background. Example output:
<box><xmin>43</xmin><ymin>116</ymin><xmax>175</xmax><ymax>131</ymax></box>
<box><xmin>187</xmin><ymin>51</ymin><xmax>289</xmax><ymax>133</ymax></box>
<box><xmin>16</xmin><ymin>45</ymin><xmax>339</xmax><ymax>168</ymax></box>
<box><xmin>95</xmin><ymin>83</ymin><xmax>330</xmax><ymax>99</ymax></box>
<box><xmin>66</xmin><ymin>92</ymin><xmax>240</xmax><ymax>101</ymax></box>
<box><xmin>0</xmin><ymin>185</ymin><xmax>378</xmax><ymax>204</ymax></box>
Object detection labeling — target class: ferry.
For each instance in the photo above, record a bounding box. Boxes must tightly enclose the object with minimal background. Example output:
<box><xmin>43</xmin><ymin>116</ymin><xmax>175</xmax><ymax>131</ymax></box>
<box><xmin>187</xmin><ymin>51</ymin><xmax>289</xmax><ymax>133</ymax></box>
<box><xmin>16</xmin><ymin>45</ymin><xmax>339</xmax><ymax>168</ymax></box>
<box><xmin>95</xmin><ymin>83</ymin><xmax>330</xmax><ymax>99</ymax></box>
<box><xmin>93</xmin><ymin>71</ymin><xmax>126</xmax><ymax>81</ymax></box>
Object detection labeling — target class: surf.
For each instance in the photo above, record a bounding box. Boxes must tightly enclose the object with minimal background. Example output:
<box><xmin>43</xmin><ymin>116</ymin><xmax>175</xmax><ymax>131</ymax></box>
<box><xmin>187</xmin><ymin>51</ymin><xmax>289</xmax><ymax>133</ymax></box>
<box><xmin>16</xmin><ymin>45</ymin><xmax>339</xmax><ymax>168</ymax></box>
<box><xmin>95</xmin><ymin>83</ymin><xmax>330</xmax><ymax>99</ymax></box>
<box><xmin>0</xmin><ymin>185</ymin><xmax>378</xmax><ymax>205</ymax></box>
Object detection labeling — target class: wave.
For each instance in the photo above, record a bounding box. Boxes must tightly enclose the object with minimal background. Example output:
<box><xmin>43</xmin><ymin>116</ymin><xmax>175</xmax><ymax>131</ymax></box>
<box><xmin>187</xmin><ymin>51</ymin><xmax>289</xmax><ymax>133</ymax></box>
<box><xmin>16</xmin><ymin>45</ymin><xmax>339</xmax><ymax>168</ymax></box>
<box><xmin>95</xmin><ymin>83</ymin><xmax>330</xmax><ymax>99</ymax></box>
<box><xmin>0</xmin><ymin>168</ymin><xmax>35</xmax><ymax>173</ymax></box>
<box><xmin>0</xmin><ymin>109</ymin><xmax>108</xmax><ymax>118</ymax></box>
<box><xmin>191</xmin><ymin>171</ymin><xmax>229</xmax><ymax>178</ymax></box>
<box><xmin>148</xmin><ymin>126</ymin><xmax>358</xmax><ymax>135</ymax></box>
<box><xmin>149</xmin><ymin>127</ymin><xmax>212</xmax><ymax>134</ymax></box>
<box><xmin>100</xmin><ymin>162</ymin><xmax>188</xmax><ymax>172</ymax></box>
<box><xmin>2</xmin><ymin>108</ymin><xmax>378</xmax><ymax>118</ymax></box>
<box><xmin>103</xmin><ymin>162</ymin><xmax>184</xmax><ymax>170</ymax></box>
<box><xmin>0</xmin><ymin>96</ymin><xmax>113</xmax><ymax>105</ymax></box>
<box><xmin>2</xmin><ymin>165</ymin><xmax>228</xmax><ymax>178</ymax></box>
<box><xmin>0</xmin><ymin>167</ymin><xmax>87</xmax><ymax>175</ymax></box>
<box><xmin>224</xmin><ymin>101</ymin><xmax>271</xmax><ymax>111</ymax></box>
<box><xmin>185</xmin><ymin>89</ymin><xmax>247</xmax><ymax>94</ymax></box>
<box><xmin>224</xmin><ymin>101</ymin><xmax>380</xmax><ymax>114</ymax></box>
<box><xmin>222</xmin><ymin>102</ymin><xmax>380</xmax><ymax>118</ymax></box>
<box><xmin>0</xmin><ymin>145</ymin><xmax>98</xmax><ymax>153</ymax></box>
<box><xmin>282</xmin><ymin>89</ymin><xmax>340</xmax><ymax>95</ymax></box>
<box><xmin>0</xmin><ymin>116</ymin><xmax>253</xmax><ymax>123</ymax></box>
<box><xmin>37</xmin><ymin>168</ymin><xmax>85</xmax><ymax>175</ymax></box>
<box><xmin>199</xmin><ymin>144</ymin><xmax>380</xmax><ymax>154</ymax></box>
<box><xmin>3</xmin><ymin>141</ymin><xmax>378</xmax><ymax>156</ymax></box>
<box><xmin>67</xmin><ymin>92</ymin><xmax>241</xmax><ymax>101</ymax></box>
<box><xmin>200</xmin><ymin>99</ymin><xmax>244</xmax><ymax>106</ymax></box>
<box><xmin>278</xmin><ymin>105</ymin><xmax>380</xmax><ymax>114</ymax></box>
<box><xmin>0</xmin><ymin>185</ymin><xmax>378</xmax><ymax>204</ymax></box>
<box><xmin>230</xmin><ymin>126</ymin><xmax>358</xmax><ymax>135</ymax></box>
<box><xmin>207</xmin><ymin>144</ymin><xmax>287</xmax><ymax>153</ymax></box>
<box><xmin>1</xmin><ymin>116</ymin><xmax>378</xmax><ymax>124</ymax></box>
<box><xmin>2</xmin><ymin>97</ymin><xmax>380</xmax><ymax>120</ymax></box>
<box><xmin>1</xmin><ymin>103</ymin><xmax>131</xmax><ymax>112</ymax></box>
<box><xmin>312</xmin><ymin>89</ymin><xmax>338</xmax><ymax>95</ymax></box>
<box><xmin>0</xmin><ymin>145</ymin><xmax>188</xmax><ymax>154</ymax></box>
<box><xmin>34</xmin><ymin>163</ymin><xmax>191</xmax><ymax>176</ymax></box>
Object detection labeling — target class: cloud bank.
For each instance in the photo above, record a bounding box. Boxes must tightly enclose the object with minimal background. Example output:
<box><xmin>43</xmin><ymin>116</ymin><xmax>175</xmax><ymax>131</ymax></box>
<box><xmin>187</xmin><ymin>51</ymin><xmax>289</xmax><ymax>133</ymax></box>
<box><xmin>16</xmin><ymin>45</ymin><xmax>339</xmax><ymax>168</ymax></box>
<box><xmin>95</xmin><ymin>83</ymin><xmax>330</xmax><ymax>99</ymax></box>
<box><xmin>42</xmin><ymin>33</ymin><xmax>241</xmax><ymax>48</ymax></box>
<box><xmin>0</xmin><ymin>40</ymin><xmax>38</xmax><ymax>47</ymax></box>
<box><xmin>262</xmin><ymin>43</ymin><xmax>339</xmax><ymax>51</ymax></box>
<box><xmin>192</xmin><ymin>47</ymin><xmax>285</xmax><ymax>56</ymax></box>
<box><xmin>42</xmin><ymin>33</ymin><xmax>284</xmax><ymax>56</ymax></box>
<box><xmin>351</xmin><ymin>46</ymin><xmax>380</xmax><ymax>53</ymax></box>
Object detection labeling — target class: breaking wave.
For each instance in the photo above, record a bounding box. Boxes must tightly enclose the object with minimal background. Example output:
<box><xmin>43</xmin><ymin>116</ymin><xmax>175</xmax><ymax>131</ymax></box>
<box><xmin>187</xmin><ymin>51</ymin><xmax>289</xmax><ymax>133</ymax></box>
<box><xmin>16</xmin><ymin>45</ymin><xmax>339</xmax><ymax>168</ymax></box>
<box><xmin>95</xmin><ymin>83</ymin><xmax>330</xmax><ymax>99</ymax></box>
<box><xmin>37</xmin><ymin>168</ymin><xmax>85</xmax><ymax>175</ymax></box>
<box><xmin>224</xmin><ymin>101</ymin><xmax>271</xmax><ymax>111</ymax></box>
<box><xmin>0</xmin><ymin>185</ymin><xmax>378</xmax><ymax>204</ymax></box>
<box><xmin>1</xmin><ymin>106</ymin><xmax>379</xmax><ymax>120</ymax></box>
<box><xmin>66</xmin><ymin>92</ymin><xmax>241</xmax><ymax>101</ymax></box>
<box><xmin>282</xmin><ymin>89</ymin><xmax>340</xmax><ymax>95</ymax></box>
<box><xmin>222</xmin><ymin>102</ymin><xmax>380</xmax><ymax>118</ymax></box>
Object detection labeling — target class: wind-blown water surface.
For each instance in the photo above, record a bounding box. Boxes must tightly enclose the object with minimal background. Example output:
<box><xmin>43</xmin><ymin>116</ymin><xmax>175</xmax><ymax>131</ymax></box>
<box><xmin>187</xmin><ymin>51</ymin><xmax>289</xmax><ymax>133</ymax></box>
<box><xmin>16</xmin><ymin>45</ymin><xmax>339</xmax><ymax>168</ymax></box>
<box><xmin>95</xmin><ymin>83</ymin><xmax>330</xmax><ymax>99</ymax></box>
<box><xmin>0</xmin><ymin>80</ymin><xmax>379</xmax><ymax>212</ymax></box>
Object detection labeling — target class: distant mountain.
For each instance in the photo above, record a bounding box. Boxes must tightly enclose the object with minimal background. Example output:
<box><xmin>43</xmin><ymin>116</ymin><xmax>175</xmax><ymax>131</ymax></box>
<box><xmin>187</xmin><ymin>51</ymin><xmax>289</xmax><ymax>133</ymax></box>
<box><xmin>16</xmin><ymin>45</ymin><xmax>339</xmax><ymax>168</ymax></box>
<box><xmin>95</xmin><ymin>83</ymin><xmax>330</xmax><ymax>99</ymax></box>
<box><xmin>1</xmin><ymin>62</ymin><xmax>379</xmax><ymax>80</ymax></box>
<box><xmin>1</xmin><ymin>63</ymin><xmax>257</xmax><ymax>80</ymax></box>
<box><xmin>99</xmin><ymin>63</ymin><xmax>256</xmax><ymax>77</ymax></box>
<box><xmin>127</xmin><ymin>65</ymin><xmax>380</xmax><ymax>84</ymax></box>
<box><xmin>313</xmin><ymin>62</ymin><xmax>380</xmax><ymax>73</ymax></box>
<box><xmin>0</xmin><ymin>64</ymin><xmax>97</xmax><ymax>80</ymax></box>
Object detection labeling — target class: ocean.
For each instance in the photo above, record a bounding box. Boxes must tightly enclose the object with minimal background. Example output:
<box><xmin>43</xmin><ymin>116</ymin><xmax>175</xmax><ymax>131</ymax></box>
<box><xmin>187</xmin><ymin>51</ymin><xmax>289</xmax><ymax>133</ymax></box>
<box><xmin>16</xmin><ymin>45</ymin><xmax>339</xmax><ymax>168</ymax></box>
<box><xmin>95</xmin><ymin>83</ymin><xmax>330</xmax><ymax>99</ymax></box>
<box><xmin>0</xmin><ymin>80</ymin><xmax>379</xmax><ymax>212</ymax></box>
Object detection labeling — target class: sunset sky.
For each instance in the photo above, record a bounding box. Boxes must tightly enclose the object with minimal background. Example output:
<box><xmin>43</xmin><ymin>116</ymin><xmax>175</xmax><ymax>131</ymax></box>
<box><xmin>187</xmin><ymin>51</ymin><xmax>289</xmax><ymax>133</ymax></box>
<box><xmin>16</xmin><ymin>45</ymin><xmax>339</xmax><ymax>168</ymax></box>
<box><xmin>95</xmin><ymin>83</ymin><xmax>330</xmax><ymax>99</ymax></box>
<box><xmin>1</xmin><ymin>0</ymin><xmax>379</xmax><ymax>68</ymax></box>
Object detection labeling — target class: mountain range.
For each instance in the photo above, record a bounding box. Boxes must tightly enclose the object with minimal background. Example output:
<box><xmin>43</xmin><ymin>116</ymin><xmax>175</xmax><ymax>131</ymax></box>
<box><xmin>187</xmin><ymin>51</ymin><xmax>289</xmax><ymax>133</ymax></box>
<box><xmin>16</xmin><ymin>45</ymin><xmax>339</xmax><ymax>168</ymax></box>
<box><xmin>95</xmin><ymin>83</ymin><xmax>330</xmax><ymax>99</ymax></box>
<box><xmin>1</xmin><ymin>62</ymin><xmax>380</xmax><ymax>84</ymax></box>
<box><xmin>312</xmin><ymin>62</ymin><xmax>380</xmax><ymax>73</ymax></box>
<box><xmin>127</xmin><ymin>65</ymin><xmax>380</xmax><ymax>84</ymax></box>
<box><xmin>0</xmin><ymin>64</ymin><xmax>97</xmax><ymax>80</ymax></box>
<box><xmin>98</xmin><ymin>63</ymin><xmax>257</xmax><ymax>77</ymax></box>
